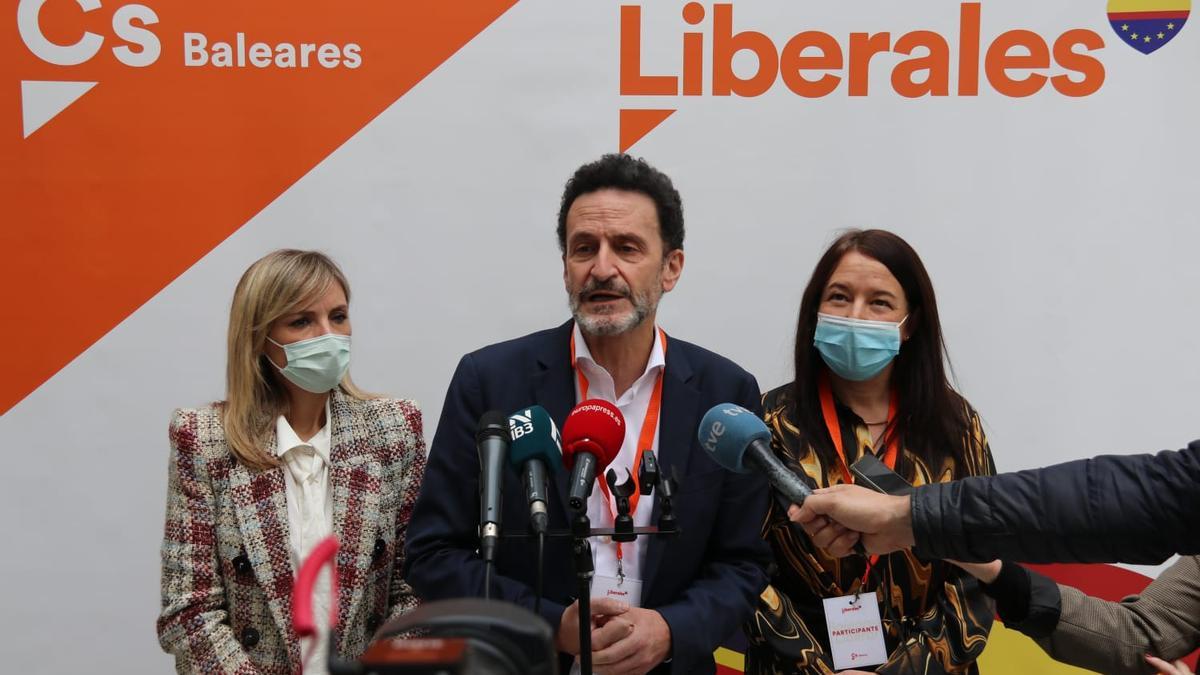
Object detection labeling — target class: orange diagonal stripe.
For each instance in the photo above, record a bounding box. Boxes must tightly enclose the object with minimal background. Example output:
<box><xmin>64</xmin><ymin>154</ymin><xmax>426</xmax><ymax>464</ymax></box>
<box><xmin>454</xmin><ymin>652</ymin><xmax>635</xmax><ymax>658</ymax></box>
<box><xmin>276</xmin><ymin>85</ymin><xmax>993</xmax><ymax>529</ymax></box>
<box><xmin>619</xmin><ymin>108</ymin><xmax>676</xmax><ymax>153</ymax></box>
<box><xmin>0</xmin><ymin>1</ymin><xmax>517</xmax><ymax>413</ymax></box>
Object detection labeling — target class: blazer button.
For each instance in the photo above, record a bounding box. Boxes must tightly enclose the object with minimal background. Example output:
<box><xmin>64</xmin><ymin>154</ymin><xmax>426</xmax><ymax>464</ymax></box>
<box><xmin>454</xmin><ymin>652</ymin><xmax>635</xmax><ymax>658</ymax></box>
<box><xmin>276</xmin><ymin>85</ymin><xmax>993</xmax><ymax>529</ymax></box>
<box><xmin>232</xmin><ymin>554</ymin><xmax>251</xmax><ymax>575</ymax></box>
<box><xmin>240</xmin><ymin>627</ymin><xmax>260</xmax><ymax>648</ymax></box>
<box><xmin>366</xmin><ymin>615</ymin><xmax>381</xmax><ymax>635</ymax></box>
<box><xmin>372</xmin><ymin>538</ymin><xmax>387</xmax><ymax>561</ymax></box>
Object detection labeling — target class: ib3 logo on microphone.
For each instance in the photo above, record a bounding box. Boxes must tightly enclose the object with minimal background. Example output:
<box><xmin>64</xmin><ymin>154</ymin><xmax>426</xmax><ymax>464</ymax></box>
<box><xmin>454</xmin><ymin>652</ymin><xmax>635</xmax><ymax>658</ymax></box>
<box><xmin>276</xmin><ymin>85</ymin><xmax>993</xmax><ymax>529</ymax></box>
<box><xmin>617</xmin><ymin>1</ymin><xmax>1193</xmax><ymax>151</ymax></box>
<box><xmin>509</xmin><ymin>411</ymin><xmax>537</xmax><ymax>441</ymax></box>
<box><xmin>508</xmin><ymin>409</ymin><xmax>563</xmax><ymax>448</ymax></box>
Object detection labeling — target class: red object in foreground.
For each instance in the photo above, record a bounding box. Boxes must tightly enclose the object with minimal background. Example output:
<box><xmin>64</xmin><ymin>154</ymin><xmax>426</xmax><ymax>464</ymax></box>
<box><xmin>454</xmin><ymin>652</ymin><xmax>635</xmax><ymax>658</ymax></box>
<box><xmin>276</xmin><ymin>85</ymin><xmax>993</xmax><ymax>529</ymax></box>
<box><xmin>561</xmin><ymin>399</ymin><xmax>625</xmax><ymax>470</ymax></box>
<box><xmin>360</xmin><ymin>637</ymin><xmax>469</xmax><ymax>667</ymax></box>
<box><xmin>293</xmin><ymin>535</ymin><xmax>341</xmax><ymax>639</ymax></box>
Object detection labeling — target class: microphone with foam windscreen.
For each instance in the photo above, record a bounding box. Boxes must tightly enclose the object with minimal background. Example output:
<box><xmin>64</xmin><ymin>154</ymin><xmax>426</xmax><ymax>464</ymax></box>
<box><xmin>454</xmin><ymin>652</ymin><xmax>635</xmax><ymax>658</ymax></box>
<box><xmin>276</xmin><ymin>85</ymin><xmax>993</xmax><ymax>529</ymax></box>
<box><xmin>698</xmin><ymin>403</ymin><xmax>814</xmax><ymax>506</ymax></box>
<box><xmin>507</xmin><ymin>405</ymin><xmax>564</xmax><ymax>535</ymax></box>
<box><xmin>476</xmin><ymin>410</ymin><xmax>510</xmax><ymax>570</ymax></box>
<box><xmin>561</xmin><ymin>399</ymin><xmax>626</xmax><ymax>513</ymax></box>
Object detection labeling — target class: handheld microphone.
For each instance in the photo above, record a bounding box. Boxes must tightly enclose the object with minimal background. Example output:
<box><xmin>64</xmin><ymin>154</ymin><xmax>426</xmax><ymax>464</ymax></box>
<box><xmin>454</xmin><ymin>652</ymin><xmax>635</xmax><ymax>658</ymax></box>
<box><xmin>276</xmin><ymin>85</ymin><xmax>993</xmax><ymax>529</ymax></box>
<box><xmin>698</xmin><ymin>403</ymin><xmax>814</xmax><ymax>506</ymax></box>
<box><xmin>561</xmin><ymin>399</ymin><xmax>626</xmax><ymax>512</ymax></box>
<box><xmin>476</xmin><ymin>410</ymin><xmax>510</xmax><ymax>566</ymax></box>
<box><xmin>507</xmin><ymin>405</ymin><xmax>564</xmax><ymax>535</ymax></box>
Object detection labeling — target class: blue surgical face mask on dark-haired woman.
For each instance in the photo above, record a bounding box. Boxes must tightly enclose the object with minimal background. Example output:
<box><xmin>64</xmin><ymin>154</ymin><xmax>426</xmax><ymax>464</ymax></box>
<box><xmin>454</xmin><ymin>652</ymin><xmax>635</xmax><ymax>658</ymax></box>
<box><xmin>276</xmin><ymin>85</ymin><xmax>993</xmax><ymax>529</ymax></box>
<box><xmin>813</xmin><ymin>313</ymin><xmax>908</xmax><ymax>382</ymax></box>
<box><xmin>267</xmin><ymin>333</ymin><xmax>351</xmax><ymax>393</ymax></box>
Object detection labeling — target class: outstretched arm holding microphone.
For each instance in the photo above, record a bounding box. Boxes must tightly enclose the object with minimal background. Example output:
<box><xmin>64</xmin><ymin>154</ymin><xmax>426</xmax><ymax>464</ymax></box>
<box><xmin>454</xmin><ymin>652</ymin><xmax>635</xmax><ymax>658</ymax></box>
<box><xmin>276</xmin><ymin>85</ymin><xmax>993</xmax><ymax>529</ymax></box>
<box><xmin>791</xmin><ymin>440</ymin><xmax>1200</xmax><ymax>564</ymax></box>
<box><xmin>787</xmin><ymin>440</ymin><xmax>1200</xmax><ymax>675</ymax></box>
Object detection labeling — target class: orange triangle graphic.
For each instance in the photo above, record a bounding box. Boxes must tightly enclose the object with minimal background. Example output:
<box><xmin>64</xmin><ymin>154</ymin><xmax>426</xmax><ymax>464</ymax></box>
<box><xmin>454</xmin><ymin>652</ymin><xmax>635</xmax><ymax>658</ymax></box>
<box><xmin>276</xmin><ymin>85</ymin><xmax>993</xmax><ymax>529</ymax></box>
<box><xmin>619</xmin><ymin>108</ymin><xmax>676</xmax><ymax>153</ymax></box>
<box><xmin>0</xmin><ymin>1</ymin><xmax>518</xmax><ymax>414</ymax></box>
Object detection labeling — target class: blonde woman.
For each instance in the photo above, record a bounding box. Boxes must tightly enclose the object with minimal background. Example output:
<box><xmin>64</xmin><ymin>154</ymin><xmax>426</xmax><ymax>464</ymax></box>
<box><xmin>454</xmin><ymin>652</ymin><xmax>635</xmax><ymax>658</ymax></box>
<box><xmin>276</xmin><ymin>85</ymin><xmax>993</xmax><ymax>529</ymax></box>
<box><xmin>157</xmin><ymin>250</ymin><xmax>426</xmax><ymax>674</ymax></box>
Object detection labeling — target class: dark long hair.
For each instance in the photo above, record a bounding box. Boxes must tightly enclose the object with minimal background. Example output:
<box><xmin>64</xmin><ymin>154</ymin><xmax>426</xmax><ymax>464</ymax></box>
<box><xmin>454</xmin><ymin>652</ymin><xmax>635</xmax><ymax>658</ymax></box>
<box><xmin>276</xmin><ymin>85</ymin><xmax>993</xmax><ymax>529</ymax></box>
<box><xmin>791</xmin><ymin>229</ymin><xmax>970</xmax><ymax>469</ymax></box>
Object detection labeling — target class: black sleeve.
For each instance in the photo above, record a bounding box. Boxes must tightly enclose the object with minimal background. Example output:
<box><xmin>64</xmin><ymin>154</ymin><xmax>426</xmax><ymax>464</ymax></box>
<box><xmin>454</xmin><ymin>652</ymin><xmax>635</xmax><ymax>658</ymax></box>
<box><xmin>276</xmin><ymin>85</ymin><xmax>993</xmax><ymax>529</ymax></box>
<box><xmin>979</xmin><ymin>561</ymin><xmax>1062</xmax><ymax>638</ymax></box>
<box><xmin>910</xmin><ymin>440</ymin><xmax>1200</xmax><ymax>564</ymax></box>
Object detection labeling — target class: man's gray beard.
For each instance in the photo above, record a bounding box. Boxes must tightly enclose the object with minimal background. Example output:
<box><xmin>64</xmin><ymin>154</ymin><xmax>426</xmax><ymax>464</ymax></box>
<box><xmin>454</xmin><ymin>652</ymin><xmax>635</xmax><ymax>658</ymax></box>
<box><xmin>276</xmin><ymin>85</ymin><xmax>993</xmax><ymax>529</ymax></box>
<box><xmin>569</xmin><ymin>287</ymin><xmax>660</xmax><ymax>337</ymax></box>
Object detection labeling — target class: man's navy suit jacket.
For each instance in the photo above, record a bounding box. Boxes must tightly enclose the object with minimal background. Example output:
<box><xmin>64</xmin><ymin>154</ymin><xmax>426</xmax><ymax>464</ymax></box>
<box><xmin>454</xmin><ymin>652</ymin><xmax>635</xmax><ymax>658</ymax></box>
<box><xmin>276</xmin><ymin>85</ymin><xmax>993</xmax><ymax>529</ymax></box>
<box><xmin>404</xmin><ymin>321</ymin><xmax>772</xmax><ymax>674</ymax></box>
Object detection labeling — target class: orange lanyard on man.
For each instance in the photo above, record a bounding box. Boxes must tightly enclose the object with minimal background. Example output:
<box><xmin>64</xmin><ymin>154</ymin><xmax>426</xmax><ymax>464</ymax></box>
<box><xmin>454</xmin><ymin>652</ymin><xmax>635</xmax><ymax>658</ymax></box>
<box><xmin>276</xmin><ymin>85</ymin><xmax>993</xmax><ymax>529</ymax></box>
<box><xmin>817</xmin><ymin>370</ymin><xmax>899</xmax><ymax>589</ymax></box>
<box><xmin>570</xmin><ymin>327</ymin><xmax>667</xmax><ymax>577</ymax></box>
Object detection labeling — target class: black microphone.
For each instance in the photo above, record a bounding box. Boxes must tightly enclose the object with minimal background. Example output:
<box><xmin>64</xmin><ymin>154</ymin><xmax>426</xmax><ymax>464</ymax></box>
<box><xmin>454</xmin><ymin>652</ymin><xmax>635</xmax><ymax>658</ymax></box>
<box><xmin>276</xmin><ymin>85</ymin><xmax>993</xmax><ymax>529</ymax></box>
<box><xmin>476</xmin><ymin>410</ymin><xmax>509</xmax><ymax>566</ymax></box>
<box><xmin>506</xmin><ymin>405</ymin><xmax>564</xmax><ymax>535</ymax></box>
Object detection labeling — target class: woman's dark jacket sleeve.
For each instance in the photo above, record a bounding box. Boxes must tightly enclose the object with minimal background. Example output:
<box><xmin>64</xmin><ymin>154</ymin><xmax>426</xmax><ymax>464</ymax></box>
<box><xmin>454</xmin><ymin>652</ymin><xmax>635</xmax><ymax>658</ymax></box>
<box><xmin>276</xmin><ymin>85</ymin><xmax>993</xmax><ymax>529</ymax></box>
<box><xmin>910</xmin><ymin>440</ymin><xmax>1200</xmax><ymax>564</ymax></box>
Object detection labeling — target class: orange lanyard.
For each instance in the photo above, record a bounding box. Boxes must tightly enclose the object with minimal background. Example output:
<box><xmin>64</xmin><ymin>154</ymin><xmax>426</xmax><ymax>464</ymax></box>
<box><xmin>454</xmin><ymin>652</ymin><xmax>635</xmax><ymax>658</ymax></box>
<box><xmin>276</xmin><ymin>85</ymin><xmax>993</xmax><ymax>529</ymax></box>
<box><xmin>818</xmin><ymin>371</ymin><xmax>900</xmax><ymax>485</ymax></box>
<box><xmin>570</xmin><ymin>327</ymin><xmax>667</xmax><ymax>565</ymax></box>
<box><xmin>818</xmin><ymin>370</ymin><xmax>899</xmax><ymax>580</ymax></box>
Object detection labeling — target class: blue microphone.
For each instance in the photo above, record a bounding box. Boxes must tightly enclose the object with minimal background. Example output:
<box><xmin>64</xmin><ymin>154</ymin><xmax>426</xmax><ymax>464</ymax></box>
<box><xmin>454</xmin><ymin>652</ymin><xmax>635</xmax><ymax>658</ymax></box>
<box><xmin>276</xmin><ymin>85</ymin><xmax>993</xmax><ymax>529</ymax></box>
<box><xmin>698</xmin><ymin>403</ymin><xmax>814</xmax><ymax>506</ymax></box>
<box><xmin>508</xmin><ymin>405</ymin><xmax>563</xmax><ymax>535</ymax></box>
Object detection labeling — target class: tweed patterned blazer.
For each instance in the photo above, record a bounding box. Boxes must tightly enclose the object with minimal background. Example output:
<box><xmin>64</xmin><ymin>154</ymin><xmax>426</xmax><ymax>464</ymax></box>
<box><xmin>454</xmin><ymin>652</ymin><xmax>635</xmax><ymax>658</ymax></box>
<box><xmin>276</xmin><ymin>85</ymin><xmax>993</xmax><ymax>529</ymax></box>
<box><xmin>157</xmin><ymin>390</ymin><xmax>426</xmax><ymax>675</ymax></box>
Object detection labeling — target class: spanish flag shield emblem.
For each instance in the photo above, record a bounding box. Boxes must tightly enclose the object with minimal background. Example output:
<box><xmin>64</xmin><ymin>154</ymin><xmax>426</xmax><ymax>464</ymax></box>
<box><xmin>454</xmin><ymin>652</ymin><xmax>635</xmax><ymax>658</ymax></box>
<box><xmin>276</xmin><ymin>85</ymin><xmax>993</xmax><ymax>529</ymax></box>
<box><xmin>1108</xmin><ymin>0</ymin><xmax>1191</xmax><ymax>53</ymax></box>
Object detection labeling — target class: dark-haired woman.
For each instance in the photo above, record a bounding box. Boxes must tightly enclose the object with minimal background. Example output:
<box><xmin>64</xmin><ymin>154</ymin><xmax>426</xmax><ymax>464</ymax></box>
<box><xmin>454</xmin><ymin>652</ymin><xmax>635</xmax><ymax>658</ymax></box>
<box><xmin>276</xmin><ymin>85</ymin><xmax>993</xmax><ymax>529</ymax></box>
<box><xmin>745</xmin><ymin>230</ymin><xmax>996</xmax><ymax>674</ymax></box>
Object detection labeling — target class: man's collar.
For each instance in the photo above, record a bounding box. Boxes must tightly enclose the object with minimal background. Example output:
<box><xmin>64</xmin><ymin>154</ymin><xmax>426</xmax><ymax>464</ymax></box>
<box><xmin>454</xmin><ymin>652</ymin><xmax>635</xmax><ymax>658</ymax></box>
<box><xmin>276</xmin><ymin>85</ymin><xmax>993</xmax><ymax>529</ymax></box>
<box><xmin>572</xmin><ymin>321</ymin><xmax>665</xmax><ymax>376</ymax></box>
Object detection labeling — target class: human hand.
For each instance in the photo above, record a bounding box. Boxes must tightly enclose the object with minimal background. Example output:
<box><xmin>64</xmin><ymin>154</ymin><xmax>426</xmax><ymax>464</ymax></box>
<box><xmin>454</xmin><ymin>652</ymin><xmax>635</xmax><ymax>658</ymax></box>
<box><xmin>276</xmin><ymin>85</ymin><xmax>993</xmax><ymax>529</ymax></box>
<box><xmin>1146</xmin><ymin>655</ymin><xmax>1194</xmax><ymax>675</ymax></box>
<box><xmin>788</xmin><ymin>501</ymin><xmax>861</xmax><ymax>555</ymax></box>
<box><xmin>787</xmin><ymin>484</ymin><xmax>914</xmax><ymax>556</ymax></box>
<box><xmin>555</xmin><ymin>597</ymin><xmax>629</xmax><ymax>656</ymax></box>
<box><xmin>590</xmin><ymin>606</ymin><xmax>671</xmax><ymax>675</ymax></box>
<box><xmin>948</xmin><ymin>559</ymin><xmax>1002</xmax><ymax>584</ymax></box>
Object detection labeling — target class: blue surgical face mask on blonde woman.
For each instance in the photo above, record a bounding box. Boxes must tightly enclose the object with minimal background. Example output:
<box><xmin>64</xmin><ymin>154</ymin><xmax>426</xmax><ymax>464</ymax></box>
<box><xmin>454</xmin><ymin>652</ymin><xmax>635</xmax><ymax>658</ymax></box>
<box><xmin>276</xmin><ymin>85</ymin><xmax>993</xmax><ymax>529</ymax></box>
<box><xmin>267</xmin><ymin>333</ymin><xmax>351</xmax><ymax>393</ymax></box>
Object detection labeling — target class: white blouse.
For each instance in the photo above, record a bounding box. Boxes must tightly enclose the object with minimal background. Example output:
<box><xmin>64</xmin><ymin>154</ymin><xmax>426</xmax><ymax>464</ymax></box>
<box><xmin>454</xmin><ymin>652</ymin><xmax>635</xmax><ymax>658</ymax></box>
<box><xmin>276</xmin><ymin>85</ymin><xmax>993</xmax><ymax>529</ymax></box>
<box><xmin>275</xmin><ymin>401</ymin><xmax>333</xmax><ymax>675</ymax></box>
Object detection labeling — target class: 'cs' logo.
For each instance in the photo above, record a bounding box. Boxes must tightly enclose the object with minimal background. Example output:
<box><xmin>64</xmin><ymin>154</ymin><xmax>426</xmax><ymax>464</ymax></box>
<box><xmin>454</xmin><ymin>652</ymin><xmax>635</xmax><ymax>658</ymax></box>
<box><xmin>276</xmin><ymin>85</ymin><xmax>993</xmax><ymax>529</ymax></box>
<box><xmin>16</xmin><ymin>0</ymin><xmax>162</xmax><ymax>138</ymax></box>
<box><xmin>18</xmin><ymin>0</ymin><xmax>162</xmax><ymax>67</ymax></box>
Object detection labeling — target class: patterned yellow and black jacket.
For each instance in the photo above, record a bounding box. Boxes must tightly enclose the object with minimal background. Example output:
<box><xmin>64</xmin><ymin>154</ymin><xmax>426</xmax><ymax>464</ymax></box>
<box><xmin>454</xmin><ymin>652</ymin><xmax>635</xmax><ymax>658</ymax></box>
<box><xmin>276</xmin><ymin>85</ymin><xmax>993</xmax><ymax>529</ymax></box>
<box><xmin>745</xmin><ymin>383</ymin><xmax>996</xmax><ymax>675</ymax></box>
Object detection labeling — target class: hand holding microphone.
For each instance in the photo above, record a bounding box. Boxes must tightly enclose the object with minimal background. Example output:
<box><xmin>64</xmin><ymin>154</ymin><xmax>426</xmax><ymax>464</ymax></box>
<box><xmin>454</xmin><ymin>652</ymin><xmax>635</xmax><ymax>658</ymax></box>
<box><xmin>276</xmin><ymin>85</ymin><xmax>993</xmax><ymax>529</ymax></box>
<box><xmin>790</xmin><ymin>484</ymin><xmax>915</xmax><ymax>557</ymax></box>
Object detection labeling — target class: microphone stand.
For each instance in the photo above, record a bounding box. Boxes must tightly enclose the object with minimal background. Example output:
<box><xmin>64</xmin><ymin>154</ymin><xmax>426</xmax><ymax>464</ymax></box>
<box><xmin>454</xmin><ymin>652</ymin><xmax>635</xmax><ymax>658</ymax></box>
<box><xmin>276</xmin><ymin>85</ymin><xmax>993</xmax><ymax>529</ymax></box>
<box><xmin>535</xmin><ymin>530</ymin><xmax>544</xmax><ymax>618</ymax></box>
<box><xmin>503</xmin><ymin>451</ymin><xmax>683</xmax><ymax>675</ymax></box>
<box><xmin>570</xmin><ymin>510</ymin><xmax>595</xmax><ymax>675</ymax></box>
<box><xmin>482</xmin><ymin>522</ymin><xmax>498</xmax><ymax>600</ymax></box>
<box><xmin>607</xmin><ymin>468</ymin><xmax>637</xmax><ymax>543</ymax></box>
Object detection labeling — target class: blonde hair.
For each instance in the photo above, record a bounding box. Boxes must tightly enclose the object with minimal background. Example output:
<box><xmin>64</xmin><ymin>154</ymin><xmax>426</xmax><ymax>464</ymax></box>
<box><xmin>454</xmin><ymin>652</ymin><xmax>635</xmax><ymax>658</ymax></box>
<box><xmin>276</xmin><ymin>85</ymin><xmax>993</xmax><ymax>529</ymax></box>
<box><xmin>223</xmin><ymin>249</ymin><xmax>370</xmax><ymax>470</ymax></box>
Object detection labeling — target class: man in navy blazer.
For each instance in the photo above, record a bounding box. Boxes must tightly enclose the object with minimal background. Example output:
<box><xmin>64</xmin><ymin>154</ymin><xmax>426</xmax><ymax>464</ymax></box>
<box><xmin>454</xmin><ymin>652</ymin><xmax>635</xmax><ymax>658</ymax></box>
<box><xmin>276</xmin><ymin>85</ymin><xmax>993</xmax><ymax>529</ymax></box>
<box><xmin>405</xmin><ymin>155</ymin><xmax>771</xmax><ymax>675</ymax></box>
